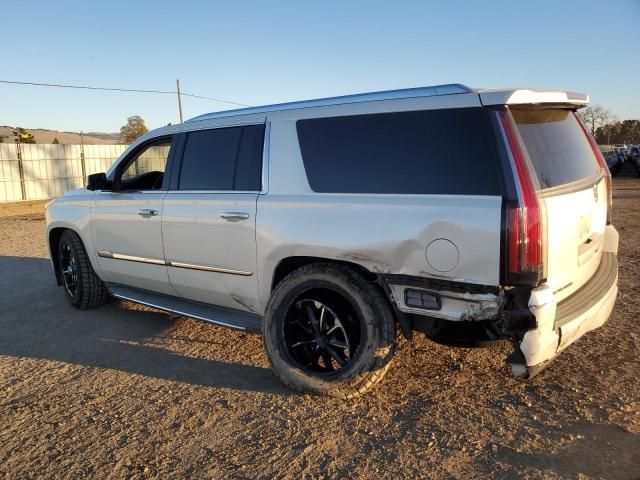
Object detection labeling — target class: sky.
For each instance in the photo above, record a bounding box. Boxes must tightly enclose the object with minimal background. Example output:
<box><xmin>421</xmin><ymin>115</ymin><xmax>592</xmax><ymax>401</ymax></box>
<box><xmin>1</xmin><ymin>0</ymin><xmax>639</xmax><ymax>133</ymax></box>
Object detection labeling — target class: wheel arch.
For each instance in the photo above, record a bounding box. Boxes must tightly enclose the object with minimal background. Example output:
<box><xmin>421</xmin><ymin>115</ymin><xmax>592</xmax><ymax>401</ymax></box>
<box><xmin>48</xmin><ymin>227</ymin><xmax>68</xmax><ymax>285</ymax></box>
<box><xmin>270</xmin><ymin>256</ymin><xmax>376</xmax><ymax>293</ymax></box>
<box><xmin>48</xmin><ymin>226</ymin><xmax>87</xmax><ymax>286</ymax></box>
<box><xmin>269</xmin><ymin>256</ymin><xmax>419</xmax><ymax>339</ymax></box>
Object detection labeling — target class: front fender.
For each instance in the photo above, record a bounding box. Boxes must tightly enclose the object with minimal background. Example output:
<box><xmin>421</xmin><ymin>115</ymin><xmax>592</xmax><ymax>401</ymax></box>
<box><xmin>46</xmin><ymin>193</ymin><xmax>103</xmax><ymax>283</ymax></box>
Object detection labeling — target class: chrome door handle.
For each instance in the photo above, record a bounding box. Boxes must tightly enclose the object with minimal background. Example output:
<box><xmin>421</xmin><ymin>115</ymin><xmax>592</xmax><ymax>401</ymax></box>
<box><xmin>137</xmin><ymin>209</ymin><xmax>158</xmax><ymax>217</ymax></box>
<box><xmin>219</xmin><ymin>212</ymin><xmax>249</xmax><ymax>221</ymax></box>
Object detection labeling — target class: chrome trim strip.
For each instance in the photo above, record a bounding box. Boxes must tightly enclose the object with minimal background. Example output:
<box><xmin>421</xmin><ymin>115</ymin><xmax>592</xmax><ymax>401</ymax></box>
<box><xmin>97</xmin><ymin>251</ymin><xmax>253</xmax><ymax>275</ymax></box>
<box><xmin>167</xmin><ymin>261</ymin><xmax>253</xmax><ymax>276</ymax></box>
<box><xmin>97</xmin><ymin>250</ymin><xmax>165</xmax><ymax>265</ymax></box>
<box><xmin>186</xmin><ymin>84</ymin><xmax>473</xmax><ymax>122</ymax></box>
<box><xmin>112</xmin><ymin>254</ymin><xmax>166</xmax><ymax>265</ymax></box>
<box><xmin>219</xmin><ymin>212</ymin><xmax>250</xmax><ymax>221</ymax></box>
<box><xmin>110</xmin><ymin>292</ymin><xmax>246</xmax><ymax>331</ymax></box>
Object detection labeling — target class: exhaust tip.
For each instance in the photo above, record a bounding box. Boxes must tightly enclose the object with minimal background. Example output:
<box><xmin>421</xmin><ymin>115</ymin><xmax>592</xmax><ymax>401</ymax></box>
<box><xmin>506</xmin><ymin>348</ymin><xmax>551</xmax><ymax>379</ymax></box>
<box><xmin>509</xmin><ymin>361</ymin><xmax>529</xmax><ymax>378</ymax></box>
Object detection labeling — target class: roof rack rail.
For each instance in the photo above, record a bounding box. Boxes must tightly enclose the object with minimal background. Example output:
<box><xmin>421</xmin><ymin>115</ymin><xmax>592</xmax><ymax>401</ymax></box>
<box><xmin>187</xmin><ymin>83</ymin><xmax>473</xmax><ymax>122</ymax></box>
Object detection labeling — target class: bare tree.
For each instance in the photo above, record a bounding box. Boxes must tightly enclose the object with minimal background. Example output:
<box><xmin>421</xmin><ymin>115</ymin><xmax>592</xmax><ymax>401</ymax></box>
<box><xmin>578</xmin><ymin>105</ymin><xmax>612</xmax><ymax>136</ymax></box>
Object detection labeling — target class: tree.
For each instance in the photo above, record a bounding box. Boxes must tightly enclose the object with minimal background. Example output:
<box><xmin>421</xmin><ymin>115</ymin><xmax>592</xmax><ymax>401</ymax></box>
<box><xmin>13</xmin><ymin>128</ymin><xmax>36</xmax><ymax>144</ymax></box>
<box><xmin>578</xmin><ymin>105</ymin><xmax>612</xmax><ymax>136</ymax></box>
<box><xmin>596</xmin><ymin>122</ymin><xmax>620</xmax><ymax>145</ymax></box>
<box><xmin>120</xmin><ymin>115</ymin><xmax>148</xmax><ymax>143</ymax></box>
<box><xmin>52</xmin><ymin>137</ymin><xmax>60</xmax><ymax>144</ymax></box>
<box><xmin>595</xmin><ymin>119</ymin><xmax>640</xmax><ymax>145</ymax></box>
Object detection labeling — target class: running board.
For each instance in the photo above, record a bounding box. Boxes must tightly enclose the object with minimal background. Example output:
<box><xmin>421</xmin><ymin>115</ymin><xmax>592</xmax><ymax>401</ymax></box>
<box><xmin>107</xmin><ymin>285</ymin><xmax>263</xmax><ymax>332</ymax></box>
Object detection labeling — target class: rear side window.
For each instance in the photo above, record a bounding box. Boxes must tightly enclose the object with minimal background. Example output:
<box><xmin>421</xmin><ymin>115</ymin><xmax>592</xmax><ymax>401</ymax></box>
<box><xmin>511</xmin><ymin>109</ymin><xmax>601</xmax><ymax>189</ymax></box>
<box><xmin>296</xmin><ymin>108</ymin><xmax>501</xmax><ymax>195</ymax></box>
<box><xmin>178</xmin><ymin>124</ymin><xmax>264</xmax><ymax>191</ymax></box>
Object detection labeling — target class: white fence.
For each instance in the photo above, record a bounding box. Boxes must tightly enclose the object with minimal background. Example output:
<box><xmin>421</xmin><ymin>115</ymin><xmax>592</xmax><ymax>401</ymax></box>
<box><xmin>0</xmin><ymin>143</ymin><xmax>129</xmax><ymax>202</ymax></box>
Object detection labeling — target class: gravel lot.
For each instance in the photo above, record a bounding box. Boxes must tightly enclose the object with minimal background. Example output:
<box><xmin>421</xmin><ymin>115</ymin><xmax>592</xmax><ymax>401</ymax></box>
<box><xmin>0</xmin><ymin>182</ymin><xmax>639</xmax><ymax>479</ymax></box>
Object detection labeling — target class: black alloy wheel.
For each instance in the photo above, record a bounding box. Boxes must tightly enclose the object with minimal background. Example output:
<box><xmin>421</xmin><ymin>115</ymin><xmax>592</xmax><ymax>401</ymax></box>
<box><xmin>56</xmin><ymin>229</ymin><xmax>109</xmax><ymax>309</ymax></box>
<box><xmin>60</xmin><ymin>240</ymin><xmax>79</xmax><ymax>298</ymax></box>
<box><xmin>283</xmin><ymin>293</ymin><xmax>361</xmax><ymax>374</ymax></box>
<box><xmin>263</xmin><ymin>263</ymin><xmax>396</xmax><ymax>398</ymax></box>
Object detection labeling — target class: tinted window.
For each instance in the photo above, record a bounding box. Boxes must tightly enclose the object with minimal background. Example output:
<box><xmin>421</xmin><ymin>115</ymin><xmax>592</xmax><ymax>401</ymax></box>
<box><xmin>235</xmin><ymin>125</ymin><xmax>265</xmax><ymax>191</ymax></box>
<box><xmin>296</xmin><ymin>108</ymin><xmax>501</xmax><ymax>195</ymax></box>
<box><xmin>178</xmin><ymin>125</ymin><xmax>264</xmax><ymax>191</ymax></box>
<box><xmin>119</xmin><ymin>137</ymin><xmax>173</xmax><ymax>191</ymax></box>
<box><xmin>512</xmin><ymin>109</ymin><xmax>601</xmax><ymax>189</ymax></box>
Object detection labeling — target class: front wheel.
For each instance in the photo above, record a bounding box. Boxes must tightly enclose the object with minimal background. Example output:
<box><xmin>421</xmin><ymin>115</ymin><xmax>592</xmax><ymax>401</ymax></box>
<box><xmin>57</xmin><ymin>230</ymin><xmax>109</xmax><ymax>309</ymax></box>
<box><xmin>263</xmin><ymin>264</ymin><xmax>396</xmax><ymax>399</ymax></box>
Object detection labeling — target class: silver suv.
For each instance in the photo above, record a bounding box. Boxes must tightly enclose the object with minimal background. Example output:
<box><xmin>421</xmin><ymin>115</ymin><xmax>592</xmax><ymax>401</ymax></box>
<box><xmin>46</xmin><ymin>84</ymin><xmax>619</xmax><ymax>398</ymax></box>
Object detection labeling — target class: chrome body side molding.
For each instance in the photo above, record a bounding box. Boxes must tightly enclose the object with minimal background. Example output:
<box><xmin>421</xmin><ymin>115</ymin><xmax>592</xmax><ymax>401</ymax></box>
<box><xmin>97</xmin><ymin>250</ymin><xmax>165</xmax><ymax>265</ymax></box>
<box><xmin>97</xmin><ymin>250</ymin><xmax>253</xmax><ymax>276</ymax></box>
<box><xmin>167</xmin><ymin>261</ymin><xmax>252</xmax><ymax>276</ymax></box>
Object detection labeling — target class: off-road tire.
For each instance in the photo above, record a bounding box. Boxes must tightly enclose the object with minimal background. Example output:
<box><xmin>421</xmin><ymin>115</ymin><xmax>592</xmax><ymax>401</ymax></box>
<box><xmin>263</xmin><ymin>263</ymin><xmax>396</xmax><ymax>399</ymax></box>
<box><xmin>58</xmin><ymin>230</ymin><xmax>109</xmax><ymax>309</ymax></box>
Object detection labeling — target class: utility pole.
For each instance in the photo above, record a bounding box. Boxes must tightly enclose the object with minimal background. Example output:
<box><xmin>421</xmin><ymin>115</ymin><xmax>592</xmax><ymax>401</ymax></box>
<box><xmin>176</xmin><ymin>79</ymin><xmax>184</xmax><ymax>123</ymax></box>
<box><xmin>14</xmin><ymin>134</ymin><xmax>26</xmax><ymax>201</ymax></box>
<box><xmin>80</xmin><ymin>131</ymin><xmax>87</xmax><ymax>185</ymax></box>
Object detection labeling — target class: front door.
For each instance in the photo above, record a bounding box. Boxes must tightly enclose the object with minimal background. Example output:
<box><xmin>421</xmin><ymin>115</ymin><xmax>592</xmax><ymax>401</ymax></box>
<box><xmin>161</xmin><ymin>124</ymin><xmax>265</xmax><ymax>313</ymax></box>
<box><xmin>92</xmin><ymin>135</ymin><xmax>177</xmax><ymax>295</ymax></box>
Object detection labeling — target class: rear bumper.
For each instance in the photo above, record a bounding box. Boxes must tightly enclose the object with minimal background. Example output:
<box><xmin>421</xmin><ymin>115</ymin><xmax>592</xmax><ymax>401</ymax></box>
<box><xmin>509</xmin><ymin>226</ymin><xmax>619</xmax><ymax>378</ymax></box>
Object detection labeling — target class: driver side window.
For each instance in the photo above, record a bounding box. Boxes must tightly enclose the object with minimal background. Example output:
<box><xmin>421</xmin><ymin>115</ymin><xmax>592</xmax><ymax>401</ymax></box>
<box><xmin>117</xmin><ymin>137</ymin><xmax>174</xmax><ymax>191</ymax></box>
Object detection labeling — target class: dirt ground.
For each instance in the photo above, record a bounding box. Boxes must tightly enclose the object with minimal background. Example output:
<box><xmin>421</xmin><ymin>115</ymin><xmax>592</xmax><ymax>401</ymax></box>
<box><xmin>0</xmin><ymin>182</ymin><xmax>639</xmax><ymax>480</ymax></box>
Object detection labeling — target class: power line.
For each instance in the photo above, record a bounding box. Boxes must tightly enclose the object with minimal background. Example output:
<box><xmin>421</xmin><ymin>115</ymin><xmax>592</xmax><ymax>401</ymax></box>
<box><xmin>0</xmin><ymin>79</ymin><xmax>251</xmax><ymax>107</ymax></box>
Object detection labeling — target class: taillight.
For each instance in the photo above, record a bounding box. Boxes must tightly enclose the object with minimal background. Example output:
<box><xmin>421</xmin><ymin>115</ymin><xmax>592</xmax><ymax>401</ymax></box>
<box><xmin>498</xmin><ymin>110</ymin><xmax>544</xmax><ymax>285</ymax></box>
<box><xmin>574</xmin><ymin>112</ymin><xmax>613</xmax><ymax>224</ymax></box>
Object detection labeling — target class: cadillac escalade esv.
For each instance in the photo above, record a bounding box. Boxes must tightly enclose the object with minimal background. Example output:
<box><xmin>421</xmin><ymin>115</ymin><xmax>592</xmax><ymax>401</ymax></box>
<box><xmin>46</xmin><ymin>84</ymin><xmax>618</xmax><ymax>398</ymax></box>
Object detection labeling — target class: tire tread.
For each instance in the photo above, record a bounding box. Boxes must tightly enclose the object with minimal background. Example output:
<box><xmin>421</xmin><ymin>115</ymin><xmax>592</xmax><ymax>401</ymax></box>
<box><xmin>59</xmin><ymin>230</ymin><xmax>108</xmax><ymax>309</ymax></box>
<box><xmin>264</xmin><ymin>263</ymin><xmax>396</xmax><ymax>399</ymax></box>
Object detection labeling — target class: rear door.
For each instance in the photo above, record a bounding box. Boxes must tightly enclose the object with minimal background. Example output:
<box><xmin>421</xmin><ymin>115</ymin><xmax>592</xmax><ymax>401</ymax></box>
<box><xmin>511</xmin><ymin>108</ymin><xmax>607</xmax><ymax>301</ymax></box>
<box><xmin>161</xmin><ymin>124</ymin><xmax>265</xmax><ymax>312</ymax></box>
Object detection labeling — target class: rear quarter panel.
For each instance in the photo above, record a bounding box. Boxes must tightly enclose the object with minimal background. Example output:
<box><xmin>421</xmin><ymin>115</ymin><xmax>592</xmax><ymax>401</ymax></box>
<box><xmin>257</xmin><ymin>194</ymin><xmax>502</xmax><ymax>305</ymax></box>
<box><xmin>257</xmin><ymin>98</ymin><xmax>502</xmax><ymax>308</ymax></box>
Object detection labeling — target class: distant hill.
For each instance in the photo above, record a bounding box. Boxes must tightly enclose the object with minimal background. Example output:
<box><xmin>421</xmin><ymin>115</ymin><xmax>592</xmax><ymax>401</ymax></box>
<box><xmin>0</xmin><ymin>126</ymin><xmax>122</xmax><ymax>144</ymax></box>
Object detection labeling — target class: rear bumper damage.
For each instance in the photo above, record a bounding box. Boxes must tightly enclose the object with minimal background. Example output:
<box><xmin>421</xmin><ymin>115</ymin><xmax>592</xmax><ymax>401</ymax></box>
<box><xmin>508</xmin><ymin>225</ymin><xmax>619</xmax><ymax>378</ymax></box>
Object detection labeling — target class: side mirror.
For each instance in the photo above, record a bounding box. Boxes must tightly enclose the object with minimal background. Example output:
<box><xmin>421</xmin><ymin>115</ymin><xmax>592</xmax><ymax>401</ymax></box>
<box><xmin>87</xmin><ymin>172</ymin><xmax>111</xmax><ymax>191</ymax></box>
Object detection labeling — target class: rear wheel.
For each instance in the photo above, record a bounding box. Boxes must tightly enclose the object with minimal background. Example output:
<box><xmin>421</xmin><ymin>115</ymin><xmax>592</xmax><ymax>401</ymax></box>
<box><xmin>57</xmin><ymin>230</ymin><xmax>108</xmax><ymax>309</ymax></box>
<box><xmin>263</xmin><ymin>264</ymin><xmax>396</xmax><ymax>398</ymax></box>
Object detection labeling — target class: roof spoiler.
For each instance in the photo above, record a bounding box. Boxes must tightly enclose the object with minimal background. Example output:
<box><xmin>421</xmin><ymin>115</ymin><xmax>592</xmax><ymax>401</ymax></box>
<box><xmin>478</xmin><ymin>88</ymin><xmax>589</xmax><ymax>107</ymax></box>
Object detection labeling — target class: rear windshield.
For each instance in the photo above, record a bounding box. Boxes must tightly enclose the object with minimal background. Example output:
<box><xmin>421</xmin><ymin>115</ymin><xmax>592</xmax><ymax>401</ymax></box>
<box><xmin>296</xmin><ymin>108</ymin><xmax>502</xmax><ymax>195</ymax></box>
<box><xmin>511</xmin><ymin>109</ymin><xmax>601</xmax><ymax>189</ymax></box>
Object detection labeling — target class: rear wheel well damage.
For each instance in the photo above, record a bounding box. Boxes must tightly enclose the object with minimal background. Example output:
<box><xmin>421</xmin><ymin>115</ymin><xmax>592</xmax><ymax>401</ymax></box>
<box><xmin>271</xmin><ymin>257</ymin><xmax>537</xmax><ymax>346</ymax></box>
<box><xmin>270</xmin><ymin>256</ymin><xmax>397</xmax><ymax>329</ymax></box>
<box><xmin>271</xmin><ymin>256</ymin><xmax>536</xmax><ymax>374</ymax></box>
<box><xmin>387</xmin><ymin>281</ymin><xmax>536</xmax><ymax>346</ymax></box>
<box><xmin>271</xmin><ymin>256</ymin><xmax>376</xmax><ymax>292</ymax></box>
